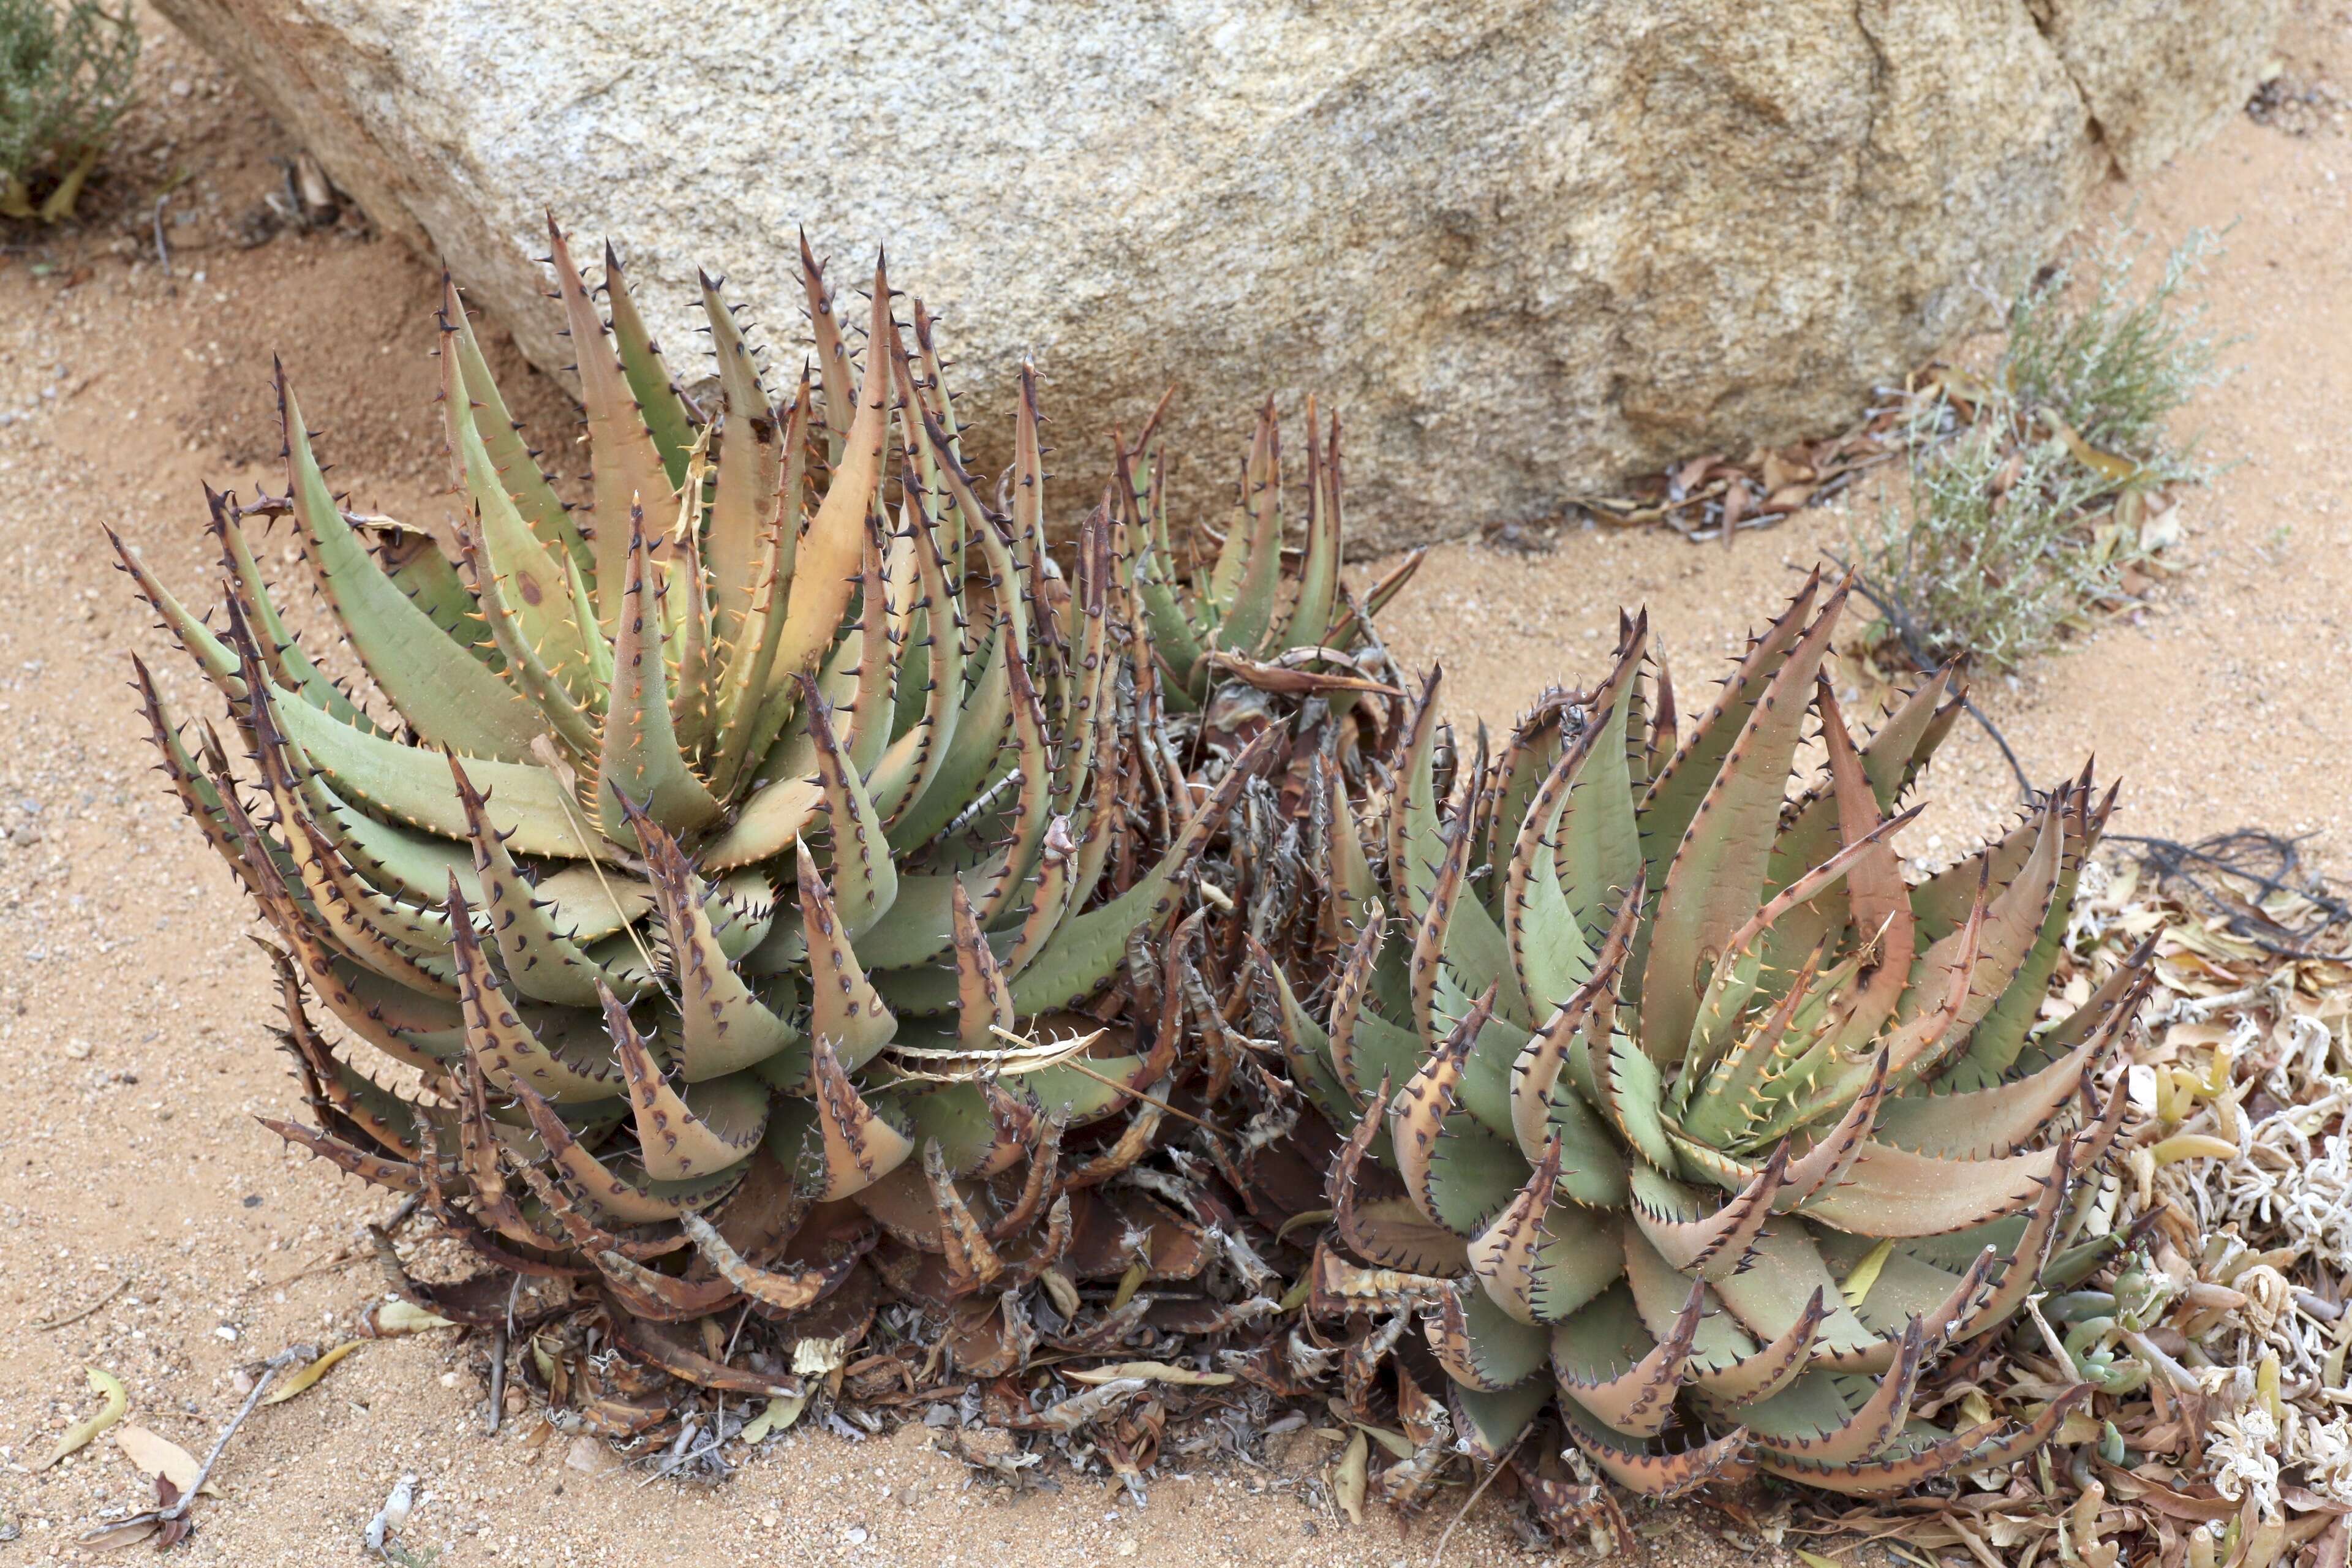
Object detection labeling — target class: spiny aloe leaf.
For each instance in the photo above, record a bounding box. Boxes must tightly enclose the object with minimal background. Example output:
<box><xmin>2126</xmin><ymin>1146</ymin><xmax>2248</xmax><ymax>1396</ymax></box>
<box><xmin>602</xmin><ymin>241</ymin><xmax>698</xmax><ymax>488</ymax></box>
<box><xmin>1910</xmin><ymin>806</ymin><xmax>2045</xmax><ymax>944</ymax></box>
<box><xmin>269</xmin><ymin>950</ymin><xmax>425</xmax><ymax>1155</ymax></box>
<box><xmin>1321</xmin><ymin>758</ymin><xmax>1381</xmax><ymax>944</ymax></box>
<box><xmin>1325</xmin><ymin>907</ymin><xmax>1421</xmax><ymax>1107</ymax></box>
<box><xmin>636</xmin><ymin>816</ymin><xmax>798</xmax><ymax>1082</ymax></box>
<box><xmin>1875</xmin><ymin>974</ymin><xmax>2138</xmax><ymax>1158</ymax></box>
<box><xmin>864</xmin><ymin>505</ymin><xmax>965</xmax><ymax>828</ymax></box>
<box><xmin>1636</xmin><ymin>568</ymin><xmax>1822</xmax><ymax>881</ymax></box>
<box><xmin>1390</xmin><ymin>988</ymin><xmax>1531</xmax><ymax>1237</ymax></box>
<box><xmin>1756</xmin><ymin>1387</ymin><xmax>2088</xmax><ymax>1494</ymax></box>
<box><xmin>1125</xmin><ymin>449</ymin><xmax>1211</xmax><ymax>706</ymax></box>
<box><xmin>440</xmin><ymin>273</ymin><xmax>584</xmax><ymax>569</ymax></box>
<box><xmin>1939</xmin><ymin>776</ymin><xmax>2109</xmax><ymax>1087</ymax></box>
<box><xmin>265</xmin><ymin>1117</ymin><xmax>423</xmax><ymax>1193</ymax></box>
<box><xmin>1638</xmin><ymin>580</ymin><xmax>1845</xmax><ymax>1061</ymax></box>
<box><xmin>888</xmin><ymin>621</ymin><xmax>1010</xmax><ymax>862</ymax></box>
<box><xmin>706</xmin><ymin>376</ymin><xmax>812</xmax><ymax>794</ymax></box>
<box><xmin>1711</xmin><ymin>1224</ymin><xmax>1905</xmax><ymax>1373</ymax></box>
<box><xmin>1550</xmin><ymin>1278</ymin><xmax>1703</xmax><ymax>1439</ymax></box>
<box><xmin>1287</xmin><ymin>398</ymin><xmax>1342</xmax><ymax>652</ymax></box>
<box><xmin>1628</xmin><ymin>1147</ymin><xmax>1788</xmax><ymax>1283</ymax></box>
<box><xmin>797</xmin><ymin>231</ymin><xmax>855</xmax><ymax>449</ymax></box>
<box><xmin>696</xmin><ymin>775</ymin><xmax>824</xmax><ymax>872</ymax></box>
<box><xmin>445</xmin><ymin>880</ymin><xmax>625</xmax><ymax>1102</ymax></box>
<box><xmin>1387</xmin><ymin>668</ymin><xmax>1450</xmax><ymax>922</ymax></box>
<box><xmin>834</xmin><ymin>533</ymin><xmax>897</xmax><ymax>782</ymax></box>
<box><xmin>448</xmin><ymin>757</ymin><xmax>647</xmax><ymax>1006</ymax></box>
<box><xmin>1006</xmin><ymin>729</ymin><xmax>1277</xmax><ymax>1014</ymax></box>
<box><xmin>258</xmin><ymin>631</ymin><xmax>603</xmax><ymax>857</ymax></box>
<box><xmin>280</xmin><ymin>374</ymin><xmax>543</xmax><ymax>761</ymax></box>
<box><xmin>795</xmin><ymin>1035</ymin><xmax>915</xmax><ymax>1202</ymax></box>
<box><xmin>667</xmin><ymin>478</ymin><xmax>718</xmax><ymax>760</ymax></box>
<box><xmin>778</xmin><ymin>840</ymin><xmax>895</xmax><ymax>1082</ymax></box>
<box><xmin>1507</xmin><ymin>871</ymin><xmax>1637</xmax><ymax>1142</ymax></box>
<box><xmin>799</xmin><ymin>676</ymin><xmax>897</xmax><ymax>937</ymax></box>
<box><xmin>513</xmin><ymin>1075</ymin><xmax>742</xmax><ymax>1229</ymax></box>
<box><xmin>679</xmin><ymin>1211</ymin><xmax>851</xmax><ymax>1314</ymax></box>
<box><xmin>769</xmin><ymin>257</ymin><xmax>895</xmax><ymax>699</ymax></box>
<box><xmin>595</xmin><ymin>513</ymin><xmax>722</xmax><ymax>845</ymax></box>
<box><xmin>964</xmin><ymin>650</ymin><xmax>1057</xmax><ymax>925</ymax></box>
<box><xmin>1766</xmin><ymin>666</ymin><xmax>1959</xmax><ymax>900</ymax></box>
<box><xmin>1736</xmin><ymin>1321</ymin><xmax>1933</xmax><ymax>1465</ymax></box>
<box><xmin>604</xmin><ymin>981</ymin><xmax>767</xmax><ymax>1181</ymax></box>
<box><xmin>111</xmin><ymin>529</ymin><xmax>238</xmax><ymax>687</ymax></box>
<box><xmin>1215</xmin><ymin>400</ymin><xmax>1284</xmax><ymax>657</ymax></box>
<box><xmin>449</xmin><ymin>513</ymin><xmax>598</xmax><ymax>756</ymax></box>
<box><xmin>1598</xmin><ymin>1030</ymin><xmax>1678</xmax><ymax>1175</ymax></box>
<box><xmin>1675</xmin><ymin>804</ymin><xmax>1918</xmax><ymax>1089</ymax></box>
<box><xmin>1423</xmin><ymin>1277</ymin><xmax>1550</xmax><ymax>1391</ymax></box>
<box><xmin>545</xmin><ymin>221</ymin><xmax>676</xmax><ymax>629</ymax></box>
<box><xmin>379</xmin><ymin>527</ymin><xmax>501</xmax><ymax>671</ymax></box>
<box><xmin>1549</xmin><ymin>613</ymin><xmax>1648</xmax><ymax>943</ymax></box>
<box><xmin>1795</xmin><ymin>1137</ymin><xmax>2057</xmax><ymax>1238</ymax></box>
<box><xmin>1448</xmin><ymin>1379</ymin><xmax>1552</xmax><ymax>1464</ymax></box>
<box><xmin>1804</xmin><ymin>680</ymin><xmax>1921</xmax><ymax>1054</ymax></box>
<box><xmin>1465</xmin><ymin>1138</ymin><xmax>1627</xmax><ymax>1325</ymax></box>
<box><xmin>1556</xmin><ymin>1400</ymin><xmax>1749</xmax><ymax>1499</ymax></box>
<box><xmin>1621</xmin><ymin>1230</ymin><xmax>1823</xmax><ymax>1405</ymax></box>
<box><xmin>1329</xmin><ymin>1079</ymin><xmax>1469</xmax><ymax>1275</ymax></box>
<box><xmin>440</xmin><ymin>307</ymin><xmax>600</xmax><ymax>708</ymax></box>
<box><xmin>948</xmin><ymin>883</ymin><xmax>1014</xmax><ymax>1050</ymax></box>
<box><xmin>209</xmin><ymin>489</ymin><xmax>375</xmax><ymax>731</ymax></box>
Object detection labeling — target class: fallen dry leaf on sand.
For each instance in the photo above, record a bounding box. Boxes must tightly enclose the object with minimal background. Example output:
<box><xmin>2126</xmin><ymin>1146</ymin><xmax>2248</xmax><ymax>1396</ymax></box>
<box><xmin>36</xmin><ymin>1367</ymin><xmax>127</xmax><ymax>1470</ymax></box>
<box><xmin>113</xmin><ymin>1424</ymin><xmax>215</xmax><ymax>1495</ymax></box>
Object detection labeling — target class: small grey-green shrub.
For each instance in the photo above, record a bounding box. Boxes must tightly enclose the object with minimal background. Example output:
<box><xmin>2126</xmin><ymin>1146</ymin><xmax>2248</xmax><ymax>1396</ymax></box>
<box><xmin>2003</xmin><ymin>226</ymin><xmax>2223</xmax><ymax>460</ymax></box>
<box><xmin>1854</xmin><ymin>227</ymin><xmax>2222</xmax><ymax>672</ymax></box>
<box><xmin>1</xmin><ymin>0</ymin><xmax>138</xmax><ymax>223</ymax></box>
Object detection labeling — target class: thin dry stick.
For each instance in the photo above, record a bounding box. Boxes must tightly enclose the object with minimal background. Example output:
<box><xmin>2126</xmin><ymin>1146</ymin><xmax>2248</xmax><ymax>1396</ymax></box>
<box><xmin>486</xmin><ymin>1327</ymin><xmax>508</xmax><ymax>1436</ymax></box>
<box><xmin>1430</xmin><ymin>1430</ymin><xmax>1526</xmax><ymax>1566</ymax></box>
<box><xmin>529</xmin><ymin>737</ymin><xmax>668</xmax><ymax>990</ymax></box>
<box><xmin>32</xmin><ymin>1276</ymin><xmax>131</xmax><ymax>1332</ymax></box>
<box><xmin>91</xmin><ymin>1344</ymin><xmax>312</xmax><ymax>1536</ymax></box>
<box><xmin>981</xmin><ymin>1022</ymin><xmax>1237</xmax><ymax>1139</ymax></box>
<box><xmin>253</xmin><ymin>1248</ymin><xmax>365</xmax><ymax>1294</ymax></box>
<box><xmin>1051</xmin><ymin>1057</ymin><xmax>1235</xmax><ymax>1140</ymax></box>
<box><xmin>487</xmin><ymin>1273</ymin><xmax>521</xmax><ymax>1435</ymax></box>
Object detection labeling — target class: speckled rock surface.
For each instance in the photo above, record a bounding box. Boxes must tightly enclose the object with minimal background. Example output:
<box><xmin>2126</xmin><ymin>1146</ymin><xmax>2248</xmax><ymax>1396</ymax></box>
<box><xmin>154</xmin><ymin>0</ymin><xmax>2278</xmax><ymax>550</ymax></box>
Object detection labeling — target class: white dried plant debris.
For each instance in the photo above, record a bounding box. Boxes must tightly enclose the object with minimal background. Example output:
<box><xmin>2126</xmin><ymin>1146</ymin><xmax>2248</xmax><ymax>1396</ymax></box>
<box><xmin>2207</xmin><ymin>1404</ymin><xmax>2285</xmax><ymax>1515</ymax></box>
<box><xmin>2094</xmin><ymin>857</ymin><xmax>2352</xmax><ymax>1445</ymax></box>
<box><xmin>2295</xmin><ymin>1410</ymin><xmax>2352</xmax><ymax>1507</ymax></box>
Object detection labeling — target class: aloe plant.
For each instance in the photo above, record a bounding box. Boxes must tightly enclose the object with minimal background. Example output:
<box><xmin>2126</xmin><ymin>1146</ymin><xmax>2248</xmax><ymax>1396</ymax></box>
<box><xmin>1125</xmin><ymin>393</ymin><xmax>1420</xmax><ymax>739</ymax></box>
<box><xmin>118</xmin><ymin>224</ymin><xmax>1287</xmax><ymax>1391</ymax></box>
<box><xmin>1259</xmin><ymin>575</ymin><xmax>2147</xmax><ymax>1501</ymax></box>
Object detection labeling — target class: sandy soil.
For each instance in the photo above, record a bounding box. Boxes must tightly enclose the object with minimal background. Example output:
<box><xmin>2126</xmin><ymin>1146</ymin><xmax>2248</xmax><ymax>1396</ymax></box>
<box><xmin>0</xmin><ymin>6</ymin><xmax>2344</xmax><ymax>1566</ymax></box>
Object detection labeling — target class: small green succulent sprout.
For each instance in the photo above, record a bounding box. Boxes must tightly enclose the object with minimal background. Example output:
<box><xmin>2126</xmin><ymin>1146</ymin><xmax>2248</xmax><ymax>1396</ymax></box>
<box><xmin>0</xmin><ymin>0</ymin><xmax>137</xmax><ymax>223</ymax></box>
<box><xmin>1125</xmin><ymin>394</ymin><xmax>1417</xmax><ymax>744</ymax></box>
